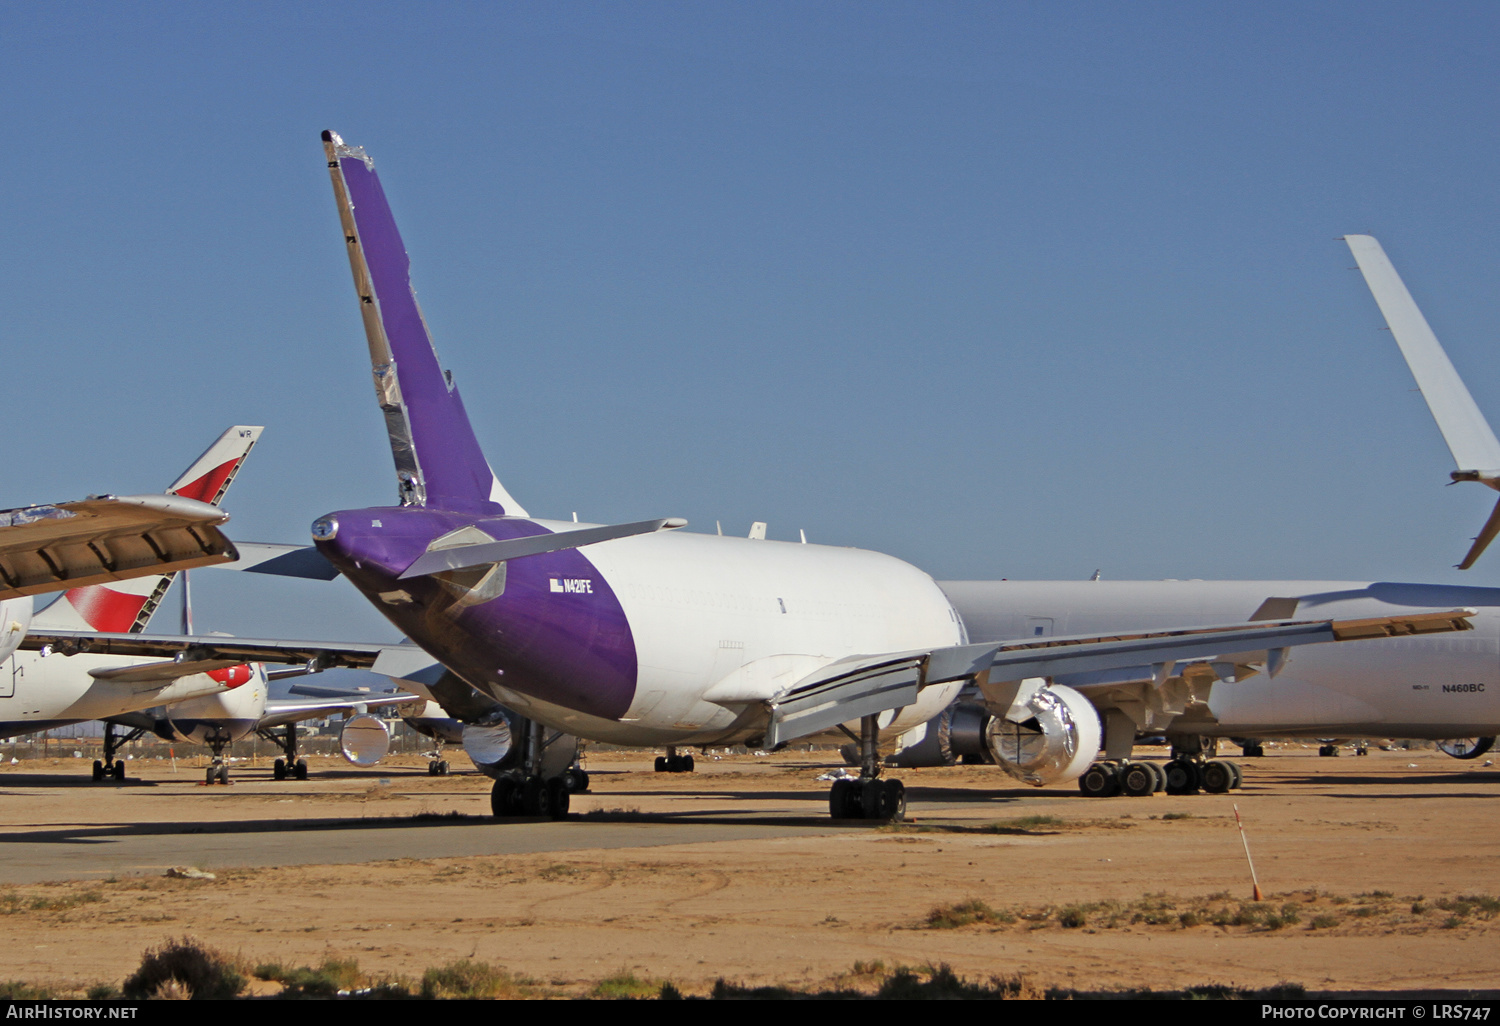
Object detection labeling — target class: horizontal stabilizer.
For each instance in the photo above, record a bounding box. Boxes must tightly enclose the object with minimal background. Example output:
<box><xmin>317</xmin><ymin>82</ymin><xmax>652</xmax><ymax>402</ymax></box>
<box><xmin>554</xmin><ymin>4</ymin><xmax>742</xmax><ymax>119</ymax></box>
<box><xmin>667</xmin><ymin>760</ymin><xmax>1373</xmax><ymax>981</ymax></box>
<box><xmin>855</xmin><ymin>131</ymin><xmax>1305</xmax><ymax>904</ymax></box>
<box><xmin>0</xmin><ymin>494</ymin><xmax>236</xmax><ymax>600</ymax></box>
<box><xmin>224</xmin><ymin>543</ymin><xmax>342</xmax><ymax>580</ymax></box>
<box><xmin>399</xmin><ymin>517</ymin><xmax>687</xmax><ymax>579</ymax></box>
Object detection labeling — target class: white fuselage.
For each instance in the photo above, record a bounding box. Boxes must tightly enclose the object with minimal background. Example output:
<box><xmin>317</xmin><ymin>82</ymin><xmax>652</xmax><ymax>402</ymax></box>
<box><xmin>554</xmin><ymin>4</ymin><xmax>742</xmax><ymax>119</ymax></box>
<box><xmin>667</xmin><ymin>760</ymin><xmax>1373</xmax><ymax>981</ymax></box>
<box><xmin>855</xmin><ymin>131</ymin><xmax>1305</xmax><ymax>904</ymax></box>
<box><xmin>0</xmin><ymin>594</ymin><xmax>235</xmax><ymax>735</ymax></box>
<box><xmin>943</xmin><ymin>580</ymin><xmax>1500</xmax><ymax>738</ymax></box>
<box><xmin>490</xmin><ymin>531</ymin><xmax>967</xmax><ymax>746</ymax></box>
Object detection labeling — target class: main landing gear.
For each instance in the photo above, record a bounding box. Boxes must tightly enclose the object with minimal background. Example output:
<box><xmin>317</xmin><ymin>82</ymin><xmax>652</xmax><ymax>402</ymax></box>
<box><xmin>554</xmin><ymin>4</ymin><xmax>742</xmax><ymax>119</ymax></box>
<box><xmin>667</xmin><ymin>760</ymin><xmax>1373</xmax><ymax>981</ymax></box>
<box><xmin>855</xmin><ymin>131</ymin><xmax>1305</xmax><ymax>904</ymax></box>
<box><xmin>256</xmin><ymin>724</ymin><xmax>308</xmax><ymax>781</ymax></box>
<box><xmin>426</xmin><ymin>738</ymin><xmax>451</xmax><ymax>776</ymax></box>
<box><xmin>829</xmin><ymin>715</ymin><xmax>906</xmax><ymax>821</ymax></box>
<box><xmin>1077</xmin><ymin>755</ymin><xmax>1244</xmax><ymax>796</ymax></box>
<box><xmin>92</xmin><ymin>723</ymin><xmax>146</xmax><ymax>782</ymax></box>
<box><xmin>489</xmin><ymin>719</ymin><xmax>571</xmax><ymax>820</ymax></box>
<box><xmin>654</xmin><ymin>746</ymin><xmax>694</xmax><ymax>773</ymax></box>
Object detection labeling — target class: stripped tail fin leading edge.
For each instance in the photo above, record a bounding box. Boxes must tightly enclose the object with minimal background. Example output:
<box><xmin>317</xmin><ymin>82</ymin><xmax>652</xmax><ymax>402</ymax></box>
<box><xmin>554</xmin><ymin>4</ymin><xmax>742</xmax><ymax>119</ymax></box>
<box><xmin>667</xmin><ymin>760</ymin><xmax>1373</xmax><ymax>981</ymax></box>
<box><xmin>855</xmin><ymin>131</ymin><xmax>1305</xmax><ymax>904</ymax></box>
<box><xmin>322</xmin><ymin>131</ymin><xmax>525</xmax><ymax>518</ymax></box>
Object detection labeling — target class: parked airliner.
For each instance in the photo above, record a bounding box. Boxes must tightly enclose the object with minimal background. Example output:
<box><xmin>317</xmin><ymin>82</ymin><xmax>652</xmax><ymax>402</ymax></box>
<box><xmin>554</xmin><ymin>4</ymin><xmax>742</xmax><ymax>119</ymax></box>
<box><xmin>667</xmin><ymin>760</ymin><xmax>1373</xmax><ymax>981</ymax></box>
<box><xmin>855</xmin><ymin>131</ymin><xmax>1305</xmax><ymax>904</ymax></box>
<box><xmin>281</xmin><ymin>132</ymin><xmax>1462</xmax><ymax>821</ymax></box>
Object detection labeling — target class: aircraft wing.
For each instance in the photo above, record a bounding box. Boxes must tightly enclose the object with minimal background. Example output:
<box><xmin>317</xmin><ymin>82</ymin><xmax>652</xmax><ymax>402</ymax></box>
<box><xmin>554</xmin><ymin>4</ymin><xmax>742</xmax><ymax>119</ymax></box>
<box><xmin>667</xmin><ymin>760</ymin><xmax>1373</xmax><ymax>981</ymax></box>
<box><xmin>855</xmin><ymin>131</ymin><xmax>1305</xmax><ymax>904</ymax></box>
<box><xmin>257</xmin><ymin>690</ymin><xmax>419</xmax><ymax>730</ymax></box>
<box><xmin>0</xmin><ymin>494</ymin><xmax>237</xmax><ymax>600</ymax></box>
<box><xmin>16</xmin><ymin>630</ymin><xmax>393</xmax><ymax>670</ymax></box>
<box><xmin>760</xmin><ymin>609</ymin><xmax>1473</xmax><ymax>748</ymax></box>
<box><xmin>1346</xmin><ymin>234</ymin><xmax>1500</xmax><ymax>567</ymax></box>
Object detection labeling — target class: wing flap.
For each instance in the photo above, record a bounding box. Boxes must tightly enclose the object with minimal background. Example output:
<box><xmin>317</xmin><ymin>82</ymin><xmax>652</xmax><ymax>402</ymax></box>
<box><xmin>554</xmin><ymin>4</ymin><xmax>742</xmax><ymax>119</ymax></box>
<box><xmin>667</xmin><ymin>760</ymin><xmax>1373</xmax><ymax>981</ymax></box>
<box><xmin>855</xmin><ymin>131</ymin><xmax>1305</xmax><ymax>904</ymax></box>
<box><xmin>0</xmin><ymin>495</ymin><xmax>236</xmax><ymax>599</ymax></box>
<box><xmin>21</xmin><ymin>630</ymin><xmax>391</xmax><ymax>669</ymax></box>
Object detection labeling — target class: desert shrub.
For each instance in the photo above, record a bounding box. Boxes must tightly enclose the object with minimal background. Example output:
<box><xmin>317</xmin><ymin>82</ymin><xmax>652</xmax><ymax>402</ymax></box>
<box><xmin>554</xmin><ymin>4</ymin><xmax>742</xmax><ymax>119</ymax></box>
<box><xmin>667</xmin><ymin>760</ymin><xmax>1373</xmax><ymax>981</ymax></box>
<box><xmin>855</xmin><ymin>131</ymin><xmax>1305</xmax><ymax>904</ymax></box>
<box><xmin>591</xmin><ymin>972</ymin><xmax>659</xmax><ymax>999</ymax></box>
<box><xmin>924</xmin><ymin>898</ymin><xmax>1012</xmax><ymax>929</ymax></box>
<box><xmin>420</xmin><ymin>959</ymin><xmax>522</xmax><ymax>999</ymax></box>
<box><xmin>122</xmin><ymin>937</ymin><xmax>245</xmax><ymax>1000</ymax></box>
<box><xmin>262</xmin><ymin>956</ymin><xmax>363</xmax><ymax>998</ymax></box>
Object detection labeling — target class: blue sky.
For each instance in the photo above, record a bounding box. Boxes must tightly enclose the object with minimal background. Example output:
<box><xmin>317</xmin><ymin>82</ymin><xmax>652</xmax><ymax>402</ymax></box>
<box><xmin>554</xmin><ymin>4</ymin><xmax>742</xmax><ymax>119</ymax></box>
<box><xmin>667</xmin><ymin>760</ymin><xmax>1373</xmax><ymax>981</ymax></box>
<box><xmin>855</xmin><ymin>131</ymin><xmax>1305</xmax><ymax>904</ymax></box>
<box><xmin>4</xmin><ymin>2</ymin><xmax>1500</xmax><ymax>642</ymax></box>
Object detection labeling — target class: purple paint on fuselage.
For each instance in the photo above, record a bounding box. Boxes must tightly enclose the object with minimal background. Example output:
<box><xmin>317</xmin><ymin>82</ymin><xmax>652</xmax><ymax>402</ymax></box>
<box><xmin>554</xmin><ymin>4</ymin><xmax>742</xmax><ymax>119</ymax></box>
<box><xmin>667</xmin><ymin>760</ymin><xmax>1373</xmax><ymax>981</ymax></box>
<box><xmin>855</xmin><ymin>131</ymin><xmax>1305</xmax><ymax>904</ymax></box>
<box><xmin>316</xmin><ymin>507</ymin><xmax>638</xmax><ymax>721</ymax></box>
<box><xmin>338</xmin><ymin>156</ymin><xmax>504</xmax><ymax>514</ymax></box>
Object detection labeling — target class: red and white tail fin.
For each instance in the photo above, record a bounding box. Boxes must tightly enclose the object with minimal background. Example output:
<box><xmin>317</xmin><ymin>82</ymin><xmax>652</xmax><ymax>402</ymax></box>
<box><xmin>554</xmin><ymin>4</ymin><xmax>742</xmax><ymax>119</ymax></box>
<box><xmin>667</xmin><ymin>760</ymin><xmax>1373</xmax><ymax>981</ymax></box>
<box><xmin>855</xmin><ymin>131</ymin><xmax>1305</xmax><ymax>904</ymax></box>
<box><xmin>33</xmin><ymin>426</ymin><xmax>263</xmax><ymax>634</ymax></box>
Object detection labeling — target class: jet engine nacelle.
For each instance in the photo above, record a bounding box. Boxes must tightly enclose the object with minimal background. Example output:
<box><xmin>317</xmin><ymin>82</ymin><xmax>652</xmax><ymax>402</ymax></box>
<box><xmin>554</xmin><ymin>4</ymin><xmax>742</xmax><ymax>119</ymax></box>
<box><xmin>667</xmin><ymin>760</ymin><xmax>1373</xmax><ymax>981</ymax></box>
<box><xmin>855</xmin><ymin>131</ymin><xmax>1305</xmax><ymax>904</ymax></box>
<box><xmin>984</xmin><ymin>683</ymin><xmax>1101</xmax><ymax>787</ymax></box>
<box><xmin>461</xmin><ymin>708</ymin><xmax>579</xmax><ymax>780</ymax></box>
<box><xmin>888</xmin><ymin>702</ymin><xmax>991</xmax><ymax>768</ymax></box>
<box><xmin>339</xmin><ymin>714</ymin><xmax>391</xmax><ymax>767</ymax></box>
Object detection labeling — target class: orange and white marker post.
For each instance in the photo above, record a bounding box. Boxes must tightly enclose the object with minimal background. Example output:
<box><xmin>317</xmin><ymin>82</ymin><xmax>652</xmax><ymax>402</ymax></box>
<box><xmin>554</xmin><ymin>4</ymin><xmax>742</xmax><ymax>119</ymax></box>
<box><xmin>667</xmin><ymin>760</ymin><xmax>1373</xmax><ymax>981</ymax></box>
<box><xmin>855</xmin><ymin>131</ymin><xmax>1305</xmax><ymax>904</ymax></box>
<box><xmin>1233</xmin><ymin>803</ymin><xmax>1263</xmax><ymax>901</ymax></box>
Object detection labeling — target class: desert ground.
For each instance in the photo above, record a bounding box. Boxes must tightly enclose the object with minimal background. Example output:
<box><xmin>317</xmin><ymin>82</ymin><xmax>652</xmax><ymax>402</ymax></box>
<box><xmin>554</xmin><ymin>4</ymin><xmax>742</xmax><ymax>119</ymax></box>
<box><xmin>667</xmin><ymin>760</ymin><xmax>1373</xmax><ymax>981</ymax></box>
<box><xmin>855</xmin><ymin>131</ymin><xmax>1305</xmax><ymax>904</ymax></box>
<box><xmin>0</xmin><ymin>742</ymin><xmax>1496</xmax><ymax>997</ymax></box>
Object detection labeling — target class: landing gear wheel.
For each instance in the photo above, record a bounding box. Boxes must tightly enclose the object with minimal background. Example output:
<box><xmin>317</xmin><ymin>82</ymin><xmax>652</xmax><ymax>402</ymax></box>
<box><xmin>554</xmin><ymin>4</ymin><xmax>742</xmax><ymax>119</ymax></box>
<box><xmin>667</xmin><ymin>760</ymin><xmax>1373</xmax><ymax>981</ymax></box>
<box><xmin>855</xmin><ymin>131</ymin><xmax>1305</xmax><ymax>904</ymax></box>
<box><xmin>522</xmin><ymin>776</ymin><xmax>551</xmax><ymax>817</ymax></box>
<box><xmin>491</xmin><ymin>778</ymin><xmax>518</xmax><ymax>818</ymax></box>
<box><xmin>654</xmin><ymin>756</ymin><xmax>668</xmax><ymax>772</ymax></box>
<box><xmin>113</xmin><ymin>761</ymin><xmax>126</xmax><ymax>782</ymax></box>
<box><xmin>1318</xmin><ymin>745</ymin><xmax>1339</xmax><ymax>757</ymax></box>
<box><xmin>1241</xmin><ymin>741</ymin><xmax>1265</xmax><ymax>758</ymax></box>
<box><xmin>273</xmin><ymin>759</ymin><xmax>287</xmax><ymax>781</ymax></box>
<box><xmin>877</xmin><ymin>779</ymin><xmax>906</xmax><ymax>821</ymax></box>
<box><xmin>829</xmin><ymin>779</ymin><xmax>857</xmax><ymax>819</ymax></box>
<box><xmin>205</xmin><ymin>767</ymin><xmax>217</xmax><ymax>786</ymax></box>
<box><xmin>1120</xmin><ymin>762</ymin><xmax>1157</xmax><ymax>797</ymax></box>
<box><xmin>1201</xmin><ymin>760</ymin><xmax>1233</xmax><ymax>794</ymax></box>
<box><xmin>1078</xmin><ymin>762</ymin><xmax>1121</xmax><ymax>797</ymax></box>
<box><xmin>681</xmin><ymin>754</ymin><xmax>695</xmax><ymax>772</ymax></box>
<box><xmin>439</xmin><ymin>761</ymin><xmax>450</xmax><ymax>775</ymax></box>
<box><xmin>561</xmin><ymin>768</ymin><xmax>589</xmax><ymax>793</ymax></box>
<box><xmin>427</xmin><ymin>761</ymin><xmax>438</xmax><ymax>776</ymax></box>
<box><xmin>545</xmin><ymin>777</ymin><xmax>570</xmax><ymax>819</ymax></box>
<box><xmin>1226</xmin><ymin>761</ymin><xmax>1243</xmax><ymax>789</ymax></box>
<box><xmin>1149</xmin><ymin>762</ymin><xmax>1168</xmax><ymax>793</ymax></box>
<box><xmin>294</xmin><ymin>759</ymin><xmax>308</xmax><ymax>780</ymax></box>
<box><xmin>1164</xmin><ymin>759</ymin><xmax>1201</xmax><ymax>795</ymax></box>
<box><xmin>92</xmin><ymin>761</ymin><xmax>104</xmax><ymax>782</ymax></box>
<box><xmin>216</xmin><ymin>765</ymin><xmax>230</xmax><ymax>785</ymax></box>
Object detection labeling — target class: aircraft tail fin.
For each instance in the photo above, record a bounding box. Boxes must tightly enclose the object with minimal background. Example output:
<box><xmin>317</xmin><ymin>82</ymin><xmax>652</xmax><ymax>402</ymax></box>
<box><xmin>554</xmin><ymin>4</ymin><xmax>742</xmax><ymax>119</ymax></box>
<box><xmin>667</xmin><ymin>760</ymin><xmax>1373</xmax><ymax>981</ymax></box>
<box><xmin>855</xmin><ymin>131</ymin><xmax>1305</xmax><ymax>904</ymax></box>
<box><xmin>1346</xmin><ymin>235</ymin><xmax>1500</xmax><ymax>567</ymax></box>
<box><xmin>321</xmin><ymin>131</ymin><xmax>525</xmax><ymax>516</ymax></box>
<box><xmin>32</xmin><ymin>426</ymin><xmax>262</xmax><ymax>633</ymax></box>
<box><xmin>1346</xmin><ymin>235</ymin><xmax>1500</xmax><ymax>476</ymax></box>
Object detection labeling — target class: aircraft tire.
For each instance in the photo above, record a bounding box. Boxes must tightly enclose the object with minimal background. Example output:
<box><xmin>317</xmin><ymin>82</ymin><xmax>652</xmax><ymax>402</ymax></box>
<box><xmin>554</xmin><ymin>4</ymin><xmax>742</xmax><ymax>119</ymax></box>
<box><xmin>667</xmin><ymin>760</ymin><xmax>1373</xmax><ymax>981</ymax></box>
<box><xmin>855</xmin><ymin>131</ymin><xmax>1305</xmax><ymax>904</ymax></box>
<box><xmin>1201</xmin><ymin>760</ymin><xmax>1232</xmax><ymax>794</ymax></box>
<box><xmin>1164</xmin><ymin>759</ymin><xmax>1200</xmax><ymax>795</ymax></box>
<box><xmin>1120</xmin><ymin>763</ymin><xmax>1156</xmax><ymax>797</ymax></box>
<box><xmin>491</xmin><ymin>778</ymin><xmax>517</xmax><ymax>818</ymax></box>
<box><xmin>546</xmin><ymin>778</ymin><xmax>570</xmax><ymax>819</ymax></box>
<box><xmin>273</xmin><ymin>759</ymin><xmax>286</xmax><ymax>780</ymax></box>
<box><xmin>829</xmin><ymin>779</ymin><xmax>857</xmax><ymax>819</ymax></box>
<box><xmin>1226</xmin><ymin>761</ymin><xmax>1243</xmax><ymax>789</ymax></box>
<box><xmin>92</xmin><ymin>761</ymin><xmax>104</xmax><ymax>782</ymax></box>
<box><xmin>1078</xmin><ymin>763</ymin><xmax>1120</xmax><ymax>798</ymax></box>
<box><xmin>294</xmin><ymin>759</ymin><xmax>308</xmax><ymax>780</ymax></box>
<box><xmin>113</xmin><ymin>762</ymin><xmax>126</xmax><ymax>782</ymax></box>
<box><xmin>654</xmin><ymin>756</ymin><xmax>668</xmax><ymax>772</ymax></box>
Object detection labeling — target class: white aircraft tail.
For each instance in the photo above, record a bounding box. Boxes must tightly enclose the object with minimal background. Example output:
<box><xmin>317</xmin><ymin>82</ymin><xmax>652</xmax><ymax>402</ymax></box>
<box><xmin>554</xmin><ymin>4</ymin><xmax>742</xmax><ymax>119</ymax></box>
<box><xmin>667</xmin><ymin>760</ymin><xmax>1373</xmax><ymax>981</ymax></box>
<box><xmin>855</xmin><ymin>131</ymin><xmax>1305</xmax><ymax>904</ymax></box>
<box><xmin>32</xmin><ymin>426</ymin><xmax>263</xmax><ymax>632</ymax></box>
<box><xmin>1345</xmin><ymin>235</ymin><xmax>1500</xmax><ymax>568</ymax></box>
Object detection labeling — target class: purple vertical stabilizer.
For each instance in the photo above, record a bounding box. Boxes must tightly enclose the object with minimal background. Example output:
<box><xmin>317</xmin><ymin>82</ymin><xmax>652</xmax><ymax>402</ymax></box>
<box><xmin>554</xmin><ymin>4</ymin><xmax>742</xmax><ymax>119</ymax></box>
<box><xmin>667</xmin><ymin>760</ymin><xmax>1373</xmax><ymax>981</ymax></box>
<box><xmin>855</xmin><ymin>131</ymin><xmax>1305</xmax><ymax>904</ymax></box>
<box><xmin>321</xmin><ymin>131</ymin><xmax>525</xmax><ymax>516</ymax></box>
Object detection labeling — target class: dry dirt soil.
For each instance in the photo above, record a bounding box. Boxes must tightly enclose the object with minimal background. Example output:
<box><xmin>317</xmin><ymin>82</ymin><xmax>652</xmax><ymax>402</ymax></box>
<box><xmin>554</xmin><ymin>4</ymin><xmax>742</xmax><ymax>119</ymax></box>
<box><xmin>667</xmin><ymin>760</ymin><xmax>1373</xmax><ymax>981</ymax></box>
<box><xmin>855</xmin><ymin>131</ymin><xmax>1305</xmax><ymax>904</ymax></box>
<box><xmin>0</xmin><ymin>743</ymin><xmax>1496</xmax><ymax>997</ymax></box>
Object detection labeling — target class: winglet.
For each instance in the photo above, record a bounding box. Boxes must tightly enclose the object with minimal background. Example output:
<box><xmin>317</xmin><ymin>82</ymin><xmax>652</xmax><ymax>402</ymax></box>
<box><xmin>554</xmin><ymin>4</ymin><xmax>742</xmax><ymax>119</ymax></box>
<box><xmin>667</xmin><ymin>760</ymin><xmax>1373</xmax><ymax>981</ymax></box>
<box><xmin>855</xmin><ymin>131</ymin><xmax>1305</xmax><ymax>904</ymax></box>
<box><xmin>322</xmin><ymin>131</ymin><xmax>525</xmax><ymax>516</ymax></box>
<box><xmin>1346</xmin><ymin>234</ymin><xmax>1500</xmax><ymax>566</ymax></box>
